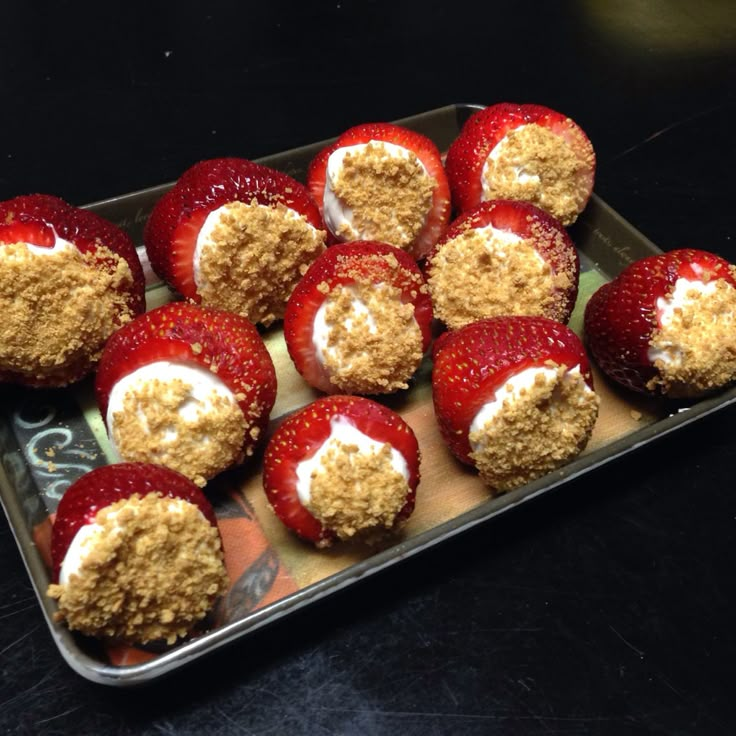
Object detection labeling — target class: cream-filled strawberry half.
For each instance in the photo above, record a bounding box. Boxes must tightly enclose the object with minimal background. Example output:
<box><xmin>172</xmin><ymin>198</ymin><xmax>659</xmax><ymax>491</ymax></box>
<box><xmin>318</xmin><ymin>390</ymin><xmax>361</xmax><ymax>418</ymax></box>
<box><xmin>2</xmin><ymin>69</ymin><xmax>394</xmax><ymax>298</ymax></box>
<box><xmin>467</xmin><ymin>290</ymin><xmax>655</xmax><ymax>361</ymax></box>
<box><xmin>307</xmin><ymin>123</ymin><xmax>451</xmax><ymax>259</ymax></box>
<box><xmin>585</xmin><ymin>248</ymin><xmax>736</xmax><ymax>397</ymax></box>
<box><xmin>284</xmin><ymin>241</ymin><xmax>433</xmax><ymax>395</ymax></box>
<box><xmin>426</xmin><ymin>200</ymin><xmax>579</xmax><ymax>330</ymax></box>
<box><xmin>96</xmin><ymin>303</ymin><xmax>277</xmax><ymax>486</ymax></box>
<box><xmin>0</xmin><ymin>194</ymin><xmax>145</xmax><ymax>387</ymax></box>
<box><xmin>144</xmin><ymin>157</ymin><xmax>326</xmax><ymax>326</ymax></box>
<box><xmin>47</xmin><ymin>463</ymin><xmax>228</xmax><ymax>645</ymax></box>
<box><xmin>445</xmin><ymin>103</ymin><xmax>595</xmax><ymax>226</ymax></box>
<box><xmin>432</xmin><ymin>316</ymin><xmax>599</xmax><ymax>493</ymax></box>
<box><xmin>263</xmin><ymin>395</ymin><xmax>420</xmax><ymax>547</ymax></box>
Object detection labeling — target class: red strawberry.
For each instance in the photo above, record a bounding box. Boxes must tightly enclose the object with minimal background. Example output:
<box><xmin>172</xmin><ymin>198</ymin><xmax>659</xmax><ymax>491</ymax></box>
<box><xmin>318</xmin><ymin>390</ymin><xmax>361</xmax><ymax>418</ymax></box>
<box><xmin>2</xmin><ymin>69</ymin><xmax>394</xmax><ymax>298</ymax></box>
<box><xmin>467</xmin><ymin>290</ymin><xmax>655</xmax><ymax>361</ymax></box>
<box><xmin>0</xmin><ymin>194</ymin><xmax>145</xmax><ymax>387</ymax></box>
<box><xmin>445</xmin><ymin>103</ymin><xmax>595</xmax><ymax>226</ymax></box>
<box><xmin>307</xmin><ymin>122</ymin><xmax>451</xmax><ymax>259</ymax></box>
<box><xmin>584</xmin><ymin>248</ymin><xmax>736</xmax><ymax>397</ymax></box>
<box><xmin>425</xmin><ymin>199</ymin><xmax>580</xmax><ymax>329</ymax></box>
<box><xmin>263</xmin><ymin>395</ymin><xmax>420</xmax><ymax>547</ymax></box>
<box><xmin>283</xmin><ymin>241</ymin><xmax>433</xmax><ymax>395</ymax></box>
<box><xmin>432</xmin><ymin>316</ymin><xmax>598</xmax><ymax>491</ymax></box>
<box><xmin>95</xmin><ymin>302</ymin><xmax>277</xmax><ymax>485</ymax></box>
<box><xmin>143</xmin><ymin>157</ymin><xmax>326</xmax><ymax>326</ymax></box>
<box><xmin>47</xmin><ymin>462</ymin><xmax>228</xmax><ymax>644</ymax></box>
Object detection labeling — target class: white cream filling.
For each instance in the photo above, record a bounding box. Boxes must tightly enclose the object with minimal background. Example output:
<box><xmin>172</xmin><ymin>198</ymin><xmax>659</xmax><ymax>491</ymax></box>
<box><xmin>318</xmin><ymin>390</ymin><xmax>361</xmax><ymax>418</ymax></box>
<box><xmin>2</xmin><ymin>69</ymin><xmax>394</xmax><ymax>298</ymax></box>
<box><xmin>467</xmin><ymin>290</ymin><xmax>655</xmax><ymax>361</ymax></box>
<box><xmin>295</xmin><ymin>415</ymin><xmax>409</xmax><ymax>506</ymax></box>
<box><xmin>481</xmin><ymin>125</ymin><xmax>539</xmax><ymax>201</ymax></box>
<box><xmin>106</xmin><ymin>360</ymin><xmax>239</xmax><ymax>462</ymax></box>
<box><xmin>0</xmin><ymin>230</ymin><xmax>76</xmax><ymax>258</ymax></box>
<box><xmin>323</xmin><ymin>141</ymin><xmax>430</xmax><ymax>241</ymax></box>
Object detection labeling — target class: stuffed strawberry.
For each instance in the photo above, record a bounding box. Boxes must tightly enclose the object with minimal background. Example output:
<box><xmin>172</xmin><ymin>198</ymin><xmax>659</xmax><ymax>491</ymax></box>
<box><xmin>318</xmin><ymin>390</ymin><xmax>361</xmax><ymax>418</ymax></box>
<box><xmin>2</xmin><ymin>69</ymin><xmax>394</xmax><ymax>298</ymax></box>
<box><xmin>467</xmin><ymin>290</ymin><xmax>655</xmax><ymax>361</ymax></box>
<box><xmin>95</xmin><ymin>302</ymin><xmax>277</xmax><ymax>486</ymax></box>
<box><xmin>143</xmin><ymin>157</ymin><xmax>326</xmax><ymax>326</ymax></box>
<box><xmin>283</xmin><ymin>241</ymin><xmax>433</xmax><ymax>395</ymax></box>
<box><xmin>0</xmin><ymin>194</ymin><xmax>145</xmax><ymax>387</ymax></box>
<box><xmin>432</xmin><ymin>316</ymin><xmax>599</xmax><ymax>492</ymax></box>
<box><xmin>47</xmin><ymin>462</ymin><xmax>228</xmax><ymax>645</ymax></box>
<box><xmin>584</xmin><ymin>248</ymin><xmax>736</xmax><ymax>397</ymax></box>
<box><xmin>445</xmin><ymin>103</ymin><xmax>595</xmax><ymax>226</ymax></box>
<box><xmin>425</xmin><ymin>199</ymin><xmax>579</xmax><ymax>330</ymax></box>
<box><xmin>307</xmin><ymin>122</ymin><xmax>451</xmax><ymax>259</ymax></box>
<box><xmin>263</xmin><ymin>395</ymin><xmax>420</xmax><ymax>547</ymax></box>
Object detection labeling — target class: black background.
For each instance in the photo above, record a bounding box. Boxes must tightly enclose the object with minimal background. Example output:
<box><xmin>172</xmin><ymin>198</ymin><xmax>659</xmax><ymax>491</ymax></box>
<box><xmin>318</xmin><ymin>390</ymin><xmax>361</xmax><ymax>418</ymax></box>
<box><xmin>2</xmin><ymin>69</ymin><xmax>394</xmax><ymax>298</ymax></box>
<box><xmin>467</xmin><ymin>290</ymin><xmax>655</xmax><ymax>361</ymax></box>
<box><xmin>1</xmin><ymin>2</ymin><xmax>736</xmax><ymax>734</ymax></box>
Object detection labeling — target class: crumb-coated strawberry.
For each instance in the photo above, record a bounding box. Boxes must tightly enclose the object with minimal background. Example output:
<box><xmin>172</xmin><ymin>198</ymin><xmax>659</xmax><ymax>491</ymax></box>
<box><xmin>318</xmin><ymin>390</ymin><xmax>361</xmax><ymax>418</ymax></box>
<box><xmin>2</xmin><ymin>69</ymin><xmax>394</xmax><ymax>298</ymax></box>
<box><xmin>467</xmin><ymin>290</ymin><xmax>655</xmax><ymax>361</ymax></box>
<box><xmin>432</xmin><ymin>316</ymin><xmax>599</xmax><ymax>492</ymax></box>
<box><xmin>47</xmin><ymin>462</ymin><xmax>228</xmax><ymax>645</ymax></box>
<box><xmin>584</xmin><ymin>248</ymin><xmax>736</xmax><ymax>397</ymax></box>
<box><xmin>0</xmin><ymin>194</ymin><xmax>145</xmax><ymax>387</ymax></box>
<box><xmin>283</xmin><ymin>241</ymin><xmax>433</xmax><ymax>395</ymax></box>
<box><xmin>263</xmin><ymin>395</ymin><xmax>420</xmax><ymax>547</ymax></box>
<box><xmin>445</xmin><ymin>103</ymin><xmax>595</xmax><ymax>226</ymax></box>
<box><xmin>307</xmin><ymin>122</ymin><xmax>451</xmax><ymax>259</ymax></box>
<box><xmin>95</xmin><ymin>302</ymin><xmax>277</xmax><ymax>486</ymax></box>
<box><xmin>425</xmin><ymin>199</ymin><xmax>579</xmax><ymax>330</ymax></box>
<box><xmin>143</xmin><ymin>157</ymin><xmax>327</xmax><ymax>326</ymax></box>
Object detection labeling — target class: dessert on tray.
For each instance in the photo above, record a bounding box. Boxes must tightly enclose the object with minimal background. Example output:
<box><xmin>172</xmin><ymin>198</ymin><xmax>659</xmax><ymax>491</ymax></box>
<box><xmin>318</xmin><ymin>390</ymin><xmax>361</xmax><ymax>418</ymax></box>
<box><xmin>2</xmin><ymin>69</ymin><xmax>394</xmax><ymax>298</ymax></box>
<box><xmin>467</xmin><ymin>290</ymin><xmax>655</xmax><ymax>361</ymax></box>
<box><xmin>307</xmin><ymin>122</ymin><xmax>451</xmax><ymax>259</ymax></box>
<box><xmin>445</xmin><ymin>103</ymin><xmax>595</xmax><ymax>226</ymax></box>
<box><xmin>95</xmin><ymin>302</ymin><xmax>277</xmax><ymax>487</ymax></box>
<box><xmin>584</xmin><ymin>248</ymin><xmax>736</xmax><ymax>397</ymax></box>
<box><xmin>283</xmin><ymin>241</ymin><xmax>433</xmax><ymax>395</ymax></box>
<box><xmin>432</xmin><ymin>316</ymin><xmax>599</xmax><ymax>493</ymax></box>
<box><xmin>0</xmin><ymin>194</ymin><xmax>145</xmax><ymax>387</ymax></box>
<box><xmin>425</xmin><ymin>199</ymin><xmax>579</xmax><ymax>330</ymax></box>
<box><xmin>263</xmin><ymin>395</ymin><xmax>420</xmax><ymax>547</ymax></box>
<box><xmin>144</xmin><ymin>157</ymin><xmax>327</xmax><ymax>326</ymax></box>
<box><xmin>47</xmin><ymin>462</ymin><xmax>229</xmax><ymax>645</ymax></box>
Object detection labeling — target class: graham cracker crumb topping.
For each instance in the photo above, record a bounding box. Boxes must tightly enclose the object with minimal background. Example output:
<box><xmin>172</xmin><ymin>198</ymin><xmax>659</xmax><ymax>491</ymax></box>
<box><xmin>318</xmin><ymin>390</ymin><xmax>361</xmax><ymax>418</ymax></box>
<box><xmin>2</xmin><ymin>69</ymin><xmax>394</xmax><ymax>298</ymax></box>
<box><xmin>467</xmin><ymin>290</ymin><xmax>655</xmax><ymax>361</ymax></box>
<box><xmin>331</xmin><ymin>142</ymin><xmax>435</xmax><ymax>249</ymax></box>
<box><xmin>198</xmin><ymin>200</ymin><xmax>326</xmax><ymax>326</ymax></box>
<box><xmin>0</xmin><ymin>241</ymin><xmax>135</xmax><ymax>382</ymax></box>
<box><xmin>483</xmin><ymin>123</ymin><xmax>593</xmax><ymax>225</ymax></box>
<box><xmin>111</xmin><ymin>377</ymin><xmax>247</xmax><ymax>486</ymax></box>
<box><xmin>47</xmin><ymin>492</ymin><xmax>228</xmax><ymax>645</ymax></box>
<box><xmin>469</xmin><ymin>365</ymin><xmax>599</xmax><ymax>492</ymax></box>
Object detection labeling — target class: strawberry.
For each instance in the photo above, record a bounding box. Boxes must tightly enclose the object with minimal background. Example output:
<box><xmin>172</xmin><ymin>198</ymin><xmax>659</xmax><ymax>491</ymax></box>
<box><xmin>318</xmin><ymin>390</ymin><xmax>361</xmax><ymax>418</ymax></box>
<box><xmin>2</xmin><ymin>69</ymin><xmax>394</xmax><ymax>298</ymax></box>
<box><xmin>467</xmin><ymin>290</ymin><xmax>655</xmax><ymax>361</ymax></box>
<box><xmin>445</xmin><ymin>103</ymin><xmax>595</xmax><ymax>226</ymax></box>
<box><xmin>143</xmin><ymin>157</ymin><xmax>326</xmax><ymax>326</ymax></box>
<box><xmin>432</xmin><ymin>316</ymin><xmax>598</xmax><ymax>491</ymax></box>
<box><xmin>283</xmin><ymin>241</ymin><xmax>433</xmax><ymax>395</ymax></box>
<box><xmin>95</xmin><ymin>302</ymin><xmax>277</xmax><ymax>485</ymax></box>
<box><xmin>584</xmin><ymin>248</ymin><xmax>736</xmax><ymax>397</ymax></box>
<box><xmin>425</xmin><ymin>199</ymin><xmax>579</xmax><ymax>330</ymax></box>
<box><xmin>263</xmin><ymin>395</ymin><xmax>420</xmax><ymax>547</ymax></box>
<box><xmin>306</xmin><ymin>122</ymin><xmax>451</xmax><ymax>259</ymax></box>
<box><xmin>0</xmin><ymin>194</ymin><xmax>145</xmax><ymax>387</ymax></box>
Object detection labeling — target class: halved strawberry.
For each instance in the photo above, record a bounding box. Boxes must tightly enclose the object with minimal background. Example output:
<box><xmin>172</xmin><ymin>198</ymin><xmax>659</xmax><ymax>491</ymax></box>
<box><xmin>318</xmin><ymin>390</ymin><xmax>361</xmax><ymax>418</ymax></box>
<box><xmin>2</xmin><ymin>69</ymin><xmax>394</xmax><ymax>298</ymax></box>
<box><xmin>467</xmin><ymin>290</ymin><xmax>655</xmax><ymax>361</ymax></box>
<box><xmin>445</xmin><ymin>103</ymin><xmax>595</xmax><ymax>226</ymax></box>
<box><xmin>584</xmin><ymin>248</ymin><xmax>736</xmax><ymax>397</ymax></box>
<box><xmin>143</xmin><ymin>157</ymin><xmax>326</xmax><ymax>326</ymax></box>
<box><xmin>95</xmin><ymin>302</ymin><xmax>277</xmax><ymax>485</ymax></box>
<box><xmin>263</xmin><ymin>395</ymin><xmax>420</xmax><ymax>547</ymax></box>
<box><xmin>0</xmin><ymin>193</ymin><xmax>145</xmax><ymax>387</ymax></box>
<box><xmin>425</xmin><ymin>199</ymin><xmax>579</xmax><ymax>330</ymax></box>
<box><xmin>283</xmin><ymin>241</ymin><xmax>433</xmax><ymax>395</ymax></box>
<box><xmin>432</xmin><ymin>316</ymin><xmax>598</xmax><ymax>491</ymax></box>
<box><xmin>306</xmin><ymin>122</ymin><xmax>451</xmax><ymax>259</ymax></box>
<box><xmin>47</xmin><ymin>462</ymin><xmax>228</xmax><ymax>644</ymax></box>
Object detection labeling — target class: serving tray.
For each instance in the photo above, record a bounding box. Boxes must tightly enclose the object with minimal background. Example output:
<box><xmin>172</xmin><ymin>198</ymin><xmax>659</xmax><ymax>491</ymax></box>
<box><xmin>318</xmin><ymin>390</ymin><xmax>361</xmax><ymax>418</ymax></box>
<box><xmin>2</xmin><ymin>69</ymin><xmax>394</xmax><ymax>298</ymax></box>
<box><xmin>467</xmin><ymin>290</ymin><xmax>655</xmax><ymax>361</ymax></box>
<box><xmin>2</xmin><ymin>103</ymin><xmax>734</xmax><ymax>686</ymax></box>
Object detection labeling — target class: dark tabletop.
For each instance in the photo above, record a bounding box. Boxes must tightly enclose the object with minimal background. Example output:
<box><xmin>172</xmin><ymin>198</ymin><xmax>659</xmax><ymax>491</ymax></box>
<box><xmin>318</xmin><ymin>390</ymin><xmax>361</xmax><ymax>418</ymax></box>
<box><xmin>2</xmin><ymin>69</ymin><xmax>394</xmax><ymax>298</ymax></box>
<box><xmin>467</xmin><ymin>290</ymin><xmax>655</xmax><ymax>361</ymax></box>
<box><xmin>1</xmin><ymin>3</ymin><xmax>736</xmax><ymax>734</ymax></box>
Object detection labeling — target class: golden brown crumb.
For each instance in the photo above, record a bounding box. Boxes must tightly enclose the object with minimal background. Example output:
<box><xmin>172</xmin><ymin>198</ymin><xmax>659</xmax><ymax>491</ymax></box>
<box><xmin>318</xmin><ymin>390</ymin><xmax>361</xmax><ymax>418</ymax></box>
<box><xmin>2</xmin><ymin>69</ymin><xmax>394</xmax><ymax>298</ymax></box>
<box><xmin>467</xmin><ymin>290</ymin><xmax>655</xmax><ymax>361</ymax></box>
<box><xmin>330</xmin><ymin>142</ymin><xmax>435</xmax><ymax>249</ymax></box>
<box><xmin>110</xmin><ymin>376</ymin><xmax>247</xmax><ymax>486</ymax></box>
<box><xmin>482</xmin><ymin>123</ymin><xmax>593</xmax><ymax>225</ymax></box>
<box><xmin>0</xmin><ymin>241</ymin><xmax>135</xmax><ymax>382</ymax></box>
<box><xmin>197</xmin><ymin>200</ymin><xmax>326</xmax><ymax>326</ymax></box>
<box><xmin>469</xmin><ymin>364</ymin><xmax>599</xmax><ymax>492</ymax></box>
<box><xmin>630</xmin><ymin>410</ymin><xmax>643</xmax><ymax>421</ymax></box>
<box><xmin>47</xmin><ymin>492</ymin><xmax>228</xmax><ymax>645</ymax></box>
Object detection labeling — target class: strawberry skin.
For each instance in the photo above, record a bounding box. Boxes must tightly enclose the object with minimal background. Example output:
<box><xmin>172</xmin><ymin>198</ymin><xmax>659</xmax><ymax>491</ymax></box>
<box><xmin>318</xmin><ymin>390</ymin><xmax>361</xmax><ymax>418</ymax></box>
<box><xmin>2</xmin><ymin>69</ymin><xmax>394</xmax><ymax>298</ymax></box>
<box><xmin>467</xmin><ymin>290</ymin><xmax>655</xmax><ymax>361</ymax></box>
<box><xmin>307</xmin><ymin>122</ymin><xmax>451</xmax><ymax>259</ymax></box>
<box><xmin>263</xmin><ymin>395</ymin><xmax>420</xmax><ymax>546</ymax></box>
<box><xmin>432</xmin><ymin>315</ymin><xmax>594</xmax><ymax>464</ymax></box>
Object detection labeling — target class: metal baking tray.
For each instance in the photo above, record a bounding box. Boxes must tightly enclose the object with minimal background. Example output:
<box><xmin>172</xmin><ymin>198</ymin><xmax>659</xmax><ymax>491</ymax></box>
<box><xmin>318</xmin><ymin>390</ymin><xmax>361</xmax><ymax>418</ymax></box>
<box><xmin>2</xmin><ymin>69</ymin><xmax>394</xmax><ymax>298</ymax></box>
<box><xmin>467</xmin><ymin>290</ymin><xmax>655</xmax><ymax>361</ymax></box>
<box><xmin>2</xmin><ymin>103</ymin><xmax>735</xmax><ymax>686</ymax></box>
